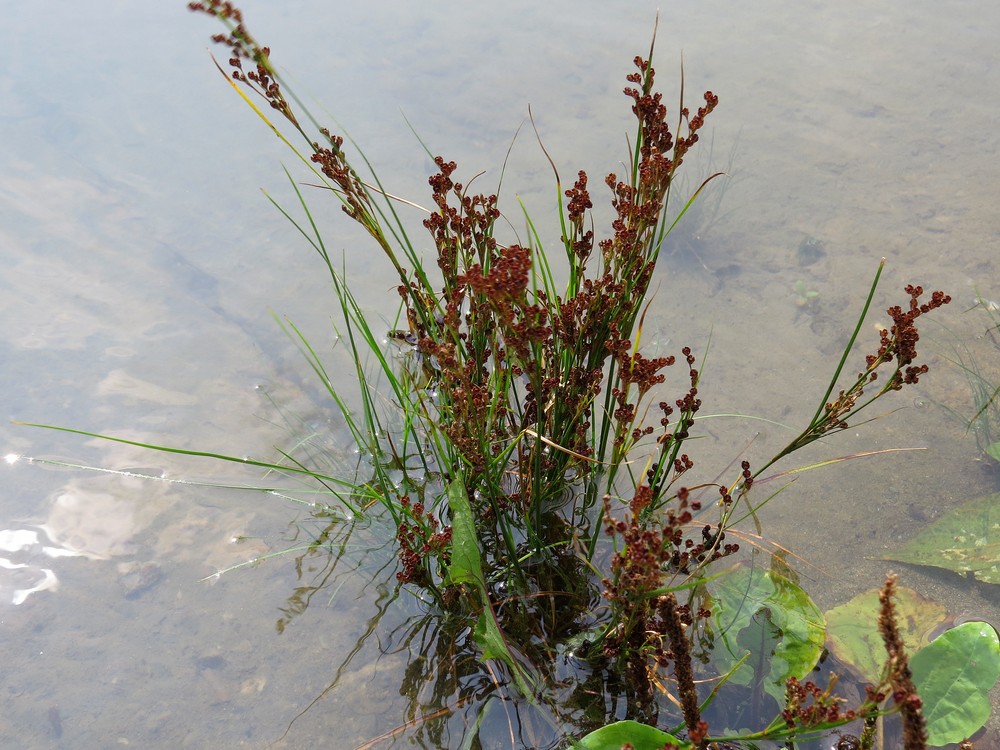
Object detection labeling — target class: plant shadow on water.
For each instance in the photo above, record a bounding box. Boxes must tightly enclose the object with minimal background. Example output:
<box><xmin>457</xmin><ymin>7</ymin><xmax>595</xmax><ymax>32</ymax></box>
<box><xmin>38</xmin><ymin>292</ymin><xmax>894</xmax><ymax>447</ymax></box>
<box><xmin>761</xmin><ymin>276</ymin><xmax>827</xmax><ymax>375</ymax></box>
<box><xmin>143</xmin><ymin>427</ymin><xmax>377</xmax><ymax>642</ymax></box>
<box><xmin>18</xmin><ymin>2</ymin><xmax>1000</xmax><ymax>749</ymax></box>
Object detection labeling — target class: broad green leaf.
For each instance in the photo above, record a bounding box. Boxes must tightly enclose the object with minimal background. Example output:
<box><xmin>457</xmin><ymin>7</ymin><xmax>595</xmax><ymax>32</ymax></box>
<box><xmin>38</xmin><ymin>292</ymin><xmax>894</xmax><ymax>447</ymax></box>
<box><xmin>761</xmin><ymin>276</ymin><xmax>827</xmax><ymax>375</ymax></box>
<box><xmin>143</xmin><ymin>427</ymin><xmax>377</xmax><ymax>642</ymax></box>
<box><xmin>710</xmin><ymin>563</ymin><xmax>826</xmax><ymax>704</ymax></box>
<box><xmin>445</xmin><ymin>479</ymin><xmax>537</xmax><ymax>697</ymax></box>
<box><xmin>473</xmin><ymin>611</ymin><xmax>506</xmax><ymax>662</ymax></box>
<box><xmin>911</xmin><ymin>621</ymin><xmax>1000</xmax><ymax>747</ymax></box>
<box><xmin>444</xmin><ymin>478</ymin><xmax>483</xmax><ymax>587</ymax></box>
<box><xmin>825</xmin><ymin>587</ymin><xmax>951</xmax><ymax>683</ymax></box>
<box><xmin>883</xmin><ymin>492</ymin><xmax>1000</xmax><ymax>584</ymax></box>
<box><xmin>573</xmin><ymin>720</ymin><xmax>688</xmax><ymax>750</ymax></box>
<box><xmin>472</xmin><ymin>606</ymin><xmax>538</xmax><ymax>697</ymax></box>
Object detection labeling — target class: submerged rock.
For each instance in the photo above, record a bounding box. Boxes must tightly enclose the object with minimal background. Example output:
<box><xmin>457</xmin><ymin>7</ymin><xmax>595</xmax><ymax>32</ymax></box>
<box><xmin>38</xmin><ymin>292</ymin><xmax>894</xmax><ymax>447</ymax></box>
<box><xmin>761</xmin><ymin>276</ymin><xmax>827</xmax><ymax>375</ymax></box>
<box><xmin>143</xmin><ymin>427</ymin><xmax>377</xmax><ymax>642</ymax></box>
<box><xmin>117</xmin><ymin>560</ymin><xmax>163</xmax><ymax>599</ymax></box>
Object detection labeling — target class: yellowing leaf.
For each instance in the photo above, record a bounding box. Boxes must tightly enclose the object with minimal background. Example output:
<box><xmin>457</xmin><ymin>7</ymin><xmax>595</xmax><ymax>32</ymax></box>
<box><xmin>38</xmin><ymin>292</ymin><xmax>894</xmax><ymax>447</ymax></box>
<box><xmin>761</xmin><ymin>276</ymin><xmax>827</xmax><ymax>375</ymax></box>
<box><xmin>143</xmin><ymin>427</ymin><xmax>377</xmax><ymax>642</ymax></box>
<box><xmin>825</xmin><ymin>587</ymin><xmax>952</xmax><ymax>682</ymax></box>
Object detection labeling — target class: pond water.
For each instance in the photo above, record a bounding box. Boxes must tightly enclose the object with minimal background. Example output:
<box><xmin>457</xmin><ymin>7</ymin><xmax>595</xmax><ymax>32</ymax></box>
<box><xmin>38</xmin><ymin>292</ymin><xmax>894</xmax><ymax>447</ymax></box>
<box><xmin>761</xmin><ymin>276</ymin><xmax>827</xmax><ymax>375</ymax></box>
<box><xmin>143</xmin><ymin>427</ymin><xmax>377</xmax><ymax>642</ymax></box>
<box><xmin>2</xmin><ymin>1</ymin><xmax>998</xmax><ymax>748</ymax></box>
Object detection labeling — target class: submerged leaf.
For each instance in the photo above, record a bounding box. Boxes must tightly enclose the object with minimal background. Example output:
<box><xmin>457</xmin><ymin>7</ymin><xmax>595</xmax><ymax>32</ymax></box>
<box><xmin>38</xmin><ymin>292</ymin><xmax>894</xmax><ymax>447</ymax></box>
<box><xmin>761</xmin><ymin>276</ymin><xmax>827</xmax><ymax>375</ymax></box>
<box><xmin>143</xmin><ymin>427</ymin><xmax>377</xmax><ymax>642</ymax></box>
<box><xmin>710</xmin><ymin>563</ymin><xmax>826</xmax><ymax>704</ymax></box>
<box><xmin>883</xmin><ymin>492</ymin><xmax>1000</xmax><ymax>584</ymax></box>
<box><xmin>573</xmin><ymin>720</ymin><xmax>689</xmax><ymax>750</ymax></box>
<box><xmin>911</xmin><ymin>621</ymin><xmax>1000</xmax><ymax>746</ymax></box>
<box><xmin>825</xmin><ymin>587</ymin><xmax>951</xmax><ymax>682</ymax></box>
<box><xmin>986</xmin><ymin>441</ymin><xmax>1000</xmax><ymax>463</ymax></box>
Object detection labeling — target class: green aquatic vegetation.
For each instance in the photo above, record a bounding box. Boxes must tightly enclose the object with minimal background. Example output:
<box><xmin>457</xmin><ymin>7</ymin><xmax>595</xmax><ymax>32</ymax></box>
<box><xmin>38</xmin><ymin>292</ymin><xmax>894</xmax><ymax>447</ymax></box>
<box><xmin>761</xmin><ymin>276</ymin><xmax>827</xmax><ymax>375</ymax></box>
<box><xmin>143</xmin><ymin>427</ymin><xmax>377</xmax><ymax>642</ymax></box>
<box><xmin>910</xmin><ymin>621</ymin><xmax>1000</xmax><ymax>747</ymax></box>
<box><xmin>574</xmin><ymin>720</ymin><xmax>687</xmax><ymax>750</ymax></box>
<box><xmin>18</xmin><ymin>2</ymin><xmax>976</xmax><ymax>748</ymax></box>
<box><xmin>826</xmin><ymin>586</ymin><xmax>952</xmax><ymax>683</ymax></box>
<box><xmin>793</xmin><ymin>279</ymin><xmax>820</xmax><ymax>311</ymax></box>
<box><xmin>967</xmin><ymin>297</ymin><xmax>1000</xmax><ymax>461</ymax></box>
<box><xmin>826</xmin><ymin>586</ymin><xmax>1000</xmax><ymax>747</ymax></box>
<box><xmin>935</xmin><ymin>295</ymin><xmax>1000</xmax><ymax>463</ymax></box>
<box><xmin>708</xmin><ymin>564</ymin><xmax>826</xmax><ymax>707</ymax></box>
<box><xmin>883</xmin><ymin>491</ymin><xmax>1000</xmax><ymax>584</ymax></box>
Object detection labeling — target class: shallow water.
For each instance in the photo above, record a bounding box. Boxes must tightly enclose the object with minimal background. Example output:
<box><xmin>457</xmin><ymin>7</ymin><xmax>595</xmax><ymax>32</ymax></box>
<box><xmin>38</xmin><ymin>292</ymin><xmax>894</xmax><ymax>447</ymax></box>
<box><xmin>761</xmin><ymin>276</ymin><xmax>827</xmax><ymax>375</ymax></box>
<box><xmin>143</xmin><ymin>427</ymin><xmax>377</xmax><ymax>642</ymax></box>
<box><xmin>2</xmin><ymin>1</ymin><xmax>999</xmax><ymax>748</ymax></box>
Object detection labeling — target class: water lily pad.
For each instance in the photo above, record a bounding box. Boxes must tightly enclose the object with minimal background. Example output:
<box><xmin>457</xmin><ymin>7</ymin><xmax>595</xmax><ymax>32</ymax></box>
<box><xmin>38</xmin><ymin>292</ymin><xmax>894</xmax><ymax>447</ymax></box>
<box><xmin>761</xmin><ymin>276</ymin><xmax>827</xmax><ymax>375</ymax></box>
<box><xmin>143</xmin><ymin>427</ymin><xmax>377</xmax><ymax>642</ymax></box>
<box><xmin>825</xmin><ymin>586</ymin><xmax>951</xmax><ymax>682</ymax></box>
<box><xmin>709</xmin><ymin>563</ymin><xmax>826</xmax><ymax>704</ymax></box>
<box><xmin>883</xmin><ymin>492</ymin><xmax>1000</xmax><ymax>584</ymax></box>
<box><xmin>573</xmin><ymin>720</ymin><xmax>688</xmax><ymax>750</ymax></box>
<box><xmin>911</xmin><ymin>621</ymin><xmax>1000</xmax><ymax>747</ymax></box>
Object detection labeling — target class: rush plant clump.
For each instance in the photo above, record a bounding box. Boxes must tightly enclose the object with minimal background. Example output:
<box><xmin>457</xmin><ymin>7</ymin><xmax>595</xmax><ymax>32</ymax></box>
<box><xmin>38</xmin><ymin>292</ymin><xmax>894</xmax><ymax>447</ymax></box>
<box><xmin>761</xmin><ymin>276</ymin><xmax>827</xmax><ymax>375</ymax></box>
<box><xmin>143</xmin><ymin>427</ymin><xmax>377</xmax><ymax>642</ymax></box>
<box><xmin>25</xmin><ymin>2</ymin><xmax>974</xmax><ymax>748</ymax></box>
<box><xmin>180</xmin><ymin>3</ymin><xmax>965</xmax><ymax>746</ymax></box>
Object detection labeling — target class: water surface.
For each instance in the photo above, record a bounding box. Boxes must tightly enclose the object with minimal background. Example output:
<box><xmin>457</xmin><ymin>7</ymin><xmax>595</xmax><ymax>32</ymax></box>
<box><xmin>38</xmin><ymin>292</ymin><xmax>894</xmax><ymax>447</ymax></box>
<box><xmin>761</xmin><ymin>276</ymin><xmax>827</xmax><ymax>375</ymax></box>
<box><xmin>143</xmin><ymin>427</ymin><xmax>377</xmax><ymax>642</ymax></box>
<box><xmin>2</xmin><ymin>1</ymin><xmax>998</xmax><ymax>747</ymax></box>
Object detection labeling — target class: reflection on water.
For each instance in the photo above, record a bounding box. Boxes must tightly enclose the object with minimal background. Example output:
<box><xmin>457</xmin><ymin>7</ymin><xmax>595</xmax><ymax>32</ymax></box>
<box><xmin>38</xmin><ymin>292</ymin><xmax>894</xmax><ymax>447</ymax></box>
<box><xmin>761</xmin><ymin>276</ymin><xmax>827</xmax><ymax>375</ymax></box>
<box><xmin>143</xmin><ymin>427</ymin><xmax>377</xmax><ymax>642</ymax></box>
<box><xmin>2</xmin><ymin>0</ymin><xmax>1000</xmax><ymax>747</ymax></box>
<box><xmin>0</xmin><ymin>525</ymin><xmax>67</xmax><ymax>605</ymax></box>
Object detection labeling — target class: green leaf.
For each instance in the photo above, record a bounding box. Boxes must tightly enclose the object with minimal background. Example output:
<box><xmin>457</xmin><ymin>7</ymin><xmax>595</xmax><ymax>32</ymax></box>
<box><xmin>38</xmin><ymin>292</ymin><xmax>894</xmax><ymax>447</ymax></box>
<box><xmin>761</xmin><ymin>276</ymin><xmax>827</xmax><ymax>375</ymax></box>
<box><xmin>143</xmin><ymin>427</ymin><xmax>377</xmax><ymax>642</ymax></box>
<box><xmin>825</xmin><ymin>586</ymin><xmax>951</xmax><ymax>683</ymax></box>
<box><xmin>883</xmin><ymin>492</ymin><xmax>1000</xmax><ymax>584</ymax></box>
<box><xmin>473</xmin><ymin>612</ymin><xmax>503</xmax><ymax>662</ymax></box>
<box><xmin>572</xmin><ymin>720</ymin><xmax>689</xmax><ymax>750</ymax></box>
<box><xmin>444</xmin><ymin>478</ymin><xmax>483</xmax><ymax>587</ymax></box>
<box><xmin>444</xmin><ymin>479</ymin><xmax>538</xmax><ymax>697</ymax></box>
<box><xmin>709</xmin><ymin>563</ymin><xmax>826</xmax><ymax>704</ymax></box>
<box><xmin>911</xmin><ymin>621</ymin><xmax>1000</xmax><ymax>747</ymax></box>
<box><xmin>986</xmin><ymin>442</ymin><xmax>1000</xmax><ymax>463</ymax></box>
<box><xmin>471</xmin><ymin>605</ymin><xmax>538</xmax><ymax>697</ymax></box>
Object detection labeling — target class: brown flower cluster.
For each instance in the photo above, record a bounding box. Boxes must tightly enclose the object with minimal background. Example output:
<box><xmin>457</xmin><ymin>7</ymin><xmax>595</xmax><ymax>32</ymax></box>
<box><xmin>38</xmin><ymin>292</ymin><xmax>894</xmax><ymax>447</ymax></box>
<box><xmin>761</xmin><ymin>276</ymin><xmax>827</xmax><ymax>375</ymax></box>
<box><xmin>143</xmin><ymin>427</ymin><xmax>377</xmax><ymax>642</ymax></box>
<box><xmin>639</xmin><ymin>347</ymin><xmax>702</xmax><ymax>502</ymax></box>
<box><xmin>564</xmin><ymin>170</ymin><xmax>595</xmax><ymax>265</ymax></box>
<box><xmin>611</xmin><ymin>342</ymin><xmax>676</xmax><ymax>447</ymax></box>
<box><xmin>656</xmin><ymin>593</ymin><xmax>706</xmax><ymax>746</ymax></box>
<box><xmin>412</xmin><ymin>71</ymin><xmax>715</xmax><ymax>509</ymax></box>
<box><xmin>878</xmin><ymin>574</ymin><xmax>928</xmax><ymax>750</ymax></box>
<box><xmin>868</xmin><ymin>285</ymin><xmax>951</xmax><ymax>390</ymax></box>
<box><xmin>414</xmin><ymin>157</ymin><xmax>558</xmax><ymax>488</ymax></box>
<box><xmin>624</xmin><ymin>56</ymin><xmax>718</xmax><ymax>184</ymax></box>
<box><xmin>822</xmin><ymin>284</ymin><xmax>951</xmax><ymax>431</ymax></box>
<box><xmin>395</xmin><ymin>496</ymin><xmax>452</xmax><ymax>587</ymax></box>
<box><xmin>766</xmin><ymin>283</ymin><xmax>951</xmax><ymax>471</ymax></box>
<box><xmin>782</xmin><ymin>676</ymin><xmax>862</xmax><ymax>731</ymax></box>
<box><xmin>600</xmin><ymin>485</ymin><xmax>737</xmax><ymax>717</ymax></box>
<box><xmin>423</xmin><ymin>157</ymin><xmax>503</xmax><ymax>284</ymax></box>
<box><xmin>188</xmin><ymin>1</ymin><xmax>298</xmax><ymax>126</ymax></box>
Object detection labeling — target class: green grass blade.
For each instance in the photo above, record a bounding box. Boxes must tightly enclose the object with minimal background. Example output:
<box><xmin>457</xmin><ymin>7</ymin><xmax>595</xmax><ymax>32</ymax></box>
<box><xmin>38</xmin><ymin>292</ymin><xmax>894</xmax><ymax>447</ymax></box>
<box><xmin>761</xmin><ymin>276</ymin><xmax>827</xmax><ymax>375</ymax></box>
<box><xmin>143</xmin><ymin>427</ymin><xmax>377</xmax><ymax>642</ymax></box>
<box><xmin>15</xmin><ymin>422</ymin><xmax>356</xmax><ymax>489</ymax></box>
